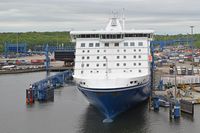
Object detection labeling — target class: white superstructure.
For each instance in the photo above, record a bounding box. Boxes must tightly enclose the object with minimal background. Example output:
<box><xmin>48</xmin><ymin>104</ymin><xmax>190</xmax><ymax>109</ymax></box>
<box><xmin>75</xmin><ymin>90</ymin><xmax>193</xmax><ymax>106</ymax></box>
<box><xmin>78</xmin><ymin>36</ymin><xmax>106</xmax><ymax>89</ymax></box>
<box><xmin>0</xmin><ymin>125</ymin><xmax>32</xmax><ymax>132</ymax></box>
<box><xmin>70</xmin><ymin>17</ymin><xmax>154</xmax><ymax>89</ymax></box>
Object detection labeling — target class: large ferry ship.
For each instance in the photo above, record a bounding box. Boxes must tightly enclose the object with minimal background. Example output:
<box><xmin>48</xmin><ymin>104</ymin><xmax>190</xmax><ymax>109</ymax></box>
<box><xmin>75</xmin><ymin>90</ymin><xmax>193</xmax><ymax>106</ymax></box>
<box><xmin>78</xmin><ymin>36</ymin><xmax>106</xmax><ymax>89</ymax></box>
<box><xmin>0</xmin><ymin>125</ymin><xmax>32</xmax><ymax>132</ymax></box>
<box><xmin>70</xmin><ymin>17</ymin><xmax>154</xmax><ymax>122</ymax></box>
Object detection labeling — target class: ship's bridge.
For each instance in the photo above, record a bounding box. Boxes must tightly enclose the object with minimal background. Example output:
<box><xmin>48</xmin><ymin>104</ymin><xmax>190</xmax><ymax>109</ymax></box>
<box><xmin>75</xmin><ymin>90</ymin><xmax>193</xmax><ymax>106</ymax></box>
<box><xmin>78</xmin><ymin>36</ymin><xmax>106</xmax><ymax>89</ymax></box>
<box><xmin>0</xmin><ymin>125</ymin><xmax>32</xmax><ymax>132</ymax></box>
<box><xmin>70</xmin><ymin>17</ymin><xmax>154</xmax><ymax>42</ymax></box>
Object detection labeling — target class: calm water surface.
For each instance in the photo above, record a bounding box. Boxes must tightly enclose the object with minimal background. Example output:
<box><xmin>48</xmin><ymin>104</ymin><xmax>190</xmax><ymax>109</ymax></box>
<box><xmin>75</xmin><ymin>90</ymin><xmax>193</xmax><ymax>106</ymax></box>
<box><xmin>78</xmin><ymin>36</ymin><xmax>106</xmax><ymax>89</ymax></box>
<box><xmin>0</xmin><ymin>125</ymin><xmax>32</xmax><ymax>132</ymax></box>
<box><xmin>0</xmin><ymin>72</ymin><xmax>200</xmax><ymax>133</ymax></box>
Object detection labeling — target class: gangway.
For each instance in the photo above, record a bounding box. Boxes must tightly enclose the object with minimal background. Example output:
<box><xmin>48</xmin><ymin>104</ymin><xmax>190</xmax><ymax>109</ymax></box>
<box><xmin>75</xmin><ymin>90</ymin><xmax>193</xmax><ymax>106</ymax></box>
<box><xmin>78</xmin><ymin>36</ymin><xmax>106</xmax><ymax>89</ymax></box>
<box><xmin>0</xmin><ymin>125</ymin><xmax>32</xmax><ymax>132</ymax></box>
<box><xmin>26</xmin><ymin>70</ymin><xmax>72</xmax><ymax>104</ymax></box>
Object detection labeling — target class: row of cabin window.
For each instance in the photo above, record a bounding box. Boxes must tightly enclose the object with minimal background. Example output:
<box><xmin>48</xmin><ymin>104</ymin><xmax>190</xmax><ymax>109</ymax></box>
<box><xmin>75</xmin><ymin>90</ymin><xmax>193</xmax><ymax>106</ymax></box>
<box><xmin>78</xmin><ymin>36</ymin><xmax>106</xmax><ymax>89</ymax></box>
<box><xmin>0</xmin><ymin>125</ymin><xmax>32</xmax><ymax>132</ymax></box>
<box><xmin>80</xmin><ymin>42</ymin><xmax>143</xmax><ymax>47</ymax></box>
<box><xmin>80</xmin><ymin>69</ymin><xmax>142</xmax><ymax>74</ymax></box>
<box><xmin>74</xmin><ymin>34</ymin><xmax>150</xmax><ymax>39</ymax></box>
<box><xmin>82</xmin><ymin>55</ymin><xmax>142</xmax><ymax>60</ymax></box>
<box><xmin>82</xmin><ymin>49</ymin><xmax>142</xmax><ymax>53</ymax></box>
<box><xmin>81</xmin><ymin>62</ymin><xmax>142</xmax><ymax>67</ymax></box>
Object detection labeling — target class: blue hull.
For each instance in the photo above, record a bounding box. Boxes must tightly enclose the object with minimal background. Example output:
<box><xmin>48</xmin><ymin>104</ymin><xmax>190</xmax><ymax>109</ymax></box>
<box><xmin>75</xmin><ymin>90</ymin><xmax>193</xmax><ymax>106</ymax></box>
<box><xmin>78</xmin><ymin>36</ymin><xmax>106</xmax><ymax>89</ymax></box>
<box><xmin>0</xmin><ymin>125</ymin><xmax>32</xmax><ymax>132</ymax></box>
<box><xmin>78</xmin><ymin>82</ymin><xmax>151</xmax><ymax>120</ymax></box>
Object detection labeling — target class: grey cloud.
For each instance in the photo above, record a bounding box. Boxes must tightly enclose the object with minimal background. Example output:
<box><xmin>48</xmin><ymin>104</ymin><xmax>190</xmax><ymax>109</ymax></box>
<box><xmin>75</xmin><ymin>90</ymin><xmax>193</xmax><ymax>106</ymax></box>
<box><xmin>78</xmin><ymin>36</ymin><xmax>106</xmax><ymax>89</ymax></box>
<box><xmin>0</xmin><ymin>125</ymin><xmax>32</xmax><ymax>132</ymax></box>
<box><xmin>0</xmin><ymin>0</ymin><xmax>199</xmax><ymax>34</ymax></box>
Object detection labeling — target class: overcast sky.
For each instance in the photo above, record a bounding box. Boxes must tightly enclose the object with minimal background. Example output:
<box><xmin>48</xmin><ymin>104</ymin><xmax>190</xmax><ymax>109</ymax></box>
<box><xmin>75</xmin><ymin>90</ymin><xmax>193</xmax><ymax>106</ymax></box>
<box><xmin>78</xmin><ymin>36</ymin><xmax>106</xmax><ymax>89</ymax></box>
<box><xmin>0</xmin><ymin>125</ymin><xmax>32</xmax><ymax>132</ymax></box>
<box><xmin>0</xmin><ymin>0</ymin><xmax>199</xmax><ymax>34</ymax></box>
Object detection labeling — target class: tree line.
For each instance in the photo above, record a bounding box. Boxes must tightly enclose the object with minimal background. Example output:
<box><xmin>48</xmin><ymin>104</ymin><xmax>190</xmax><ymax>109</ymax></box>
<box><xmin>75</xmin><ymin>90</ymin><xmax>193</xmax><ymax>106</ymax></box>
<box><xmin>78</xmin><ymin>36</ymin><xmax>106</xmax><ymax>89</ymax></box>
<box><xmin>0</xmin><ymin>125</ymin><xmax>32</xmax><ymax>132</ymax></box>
<box><xmin>0</xmin><ymin>32</ymin><xmax>200</xmax><ymax>53</ymax></box>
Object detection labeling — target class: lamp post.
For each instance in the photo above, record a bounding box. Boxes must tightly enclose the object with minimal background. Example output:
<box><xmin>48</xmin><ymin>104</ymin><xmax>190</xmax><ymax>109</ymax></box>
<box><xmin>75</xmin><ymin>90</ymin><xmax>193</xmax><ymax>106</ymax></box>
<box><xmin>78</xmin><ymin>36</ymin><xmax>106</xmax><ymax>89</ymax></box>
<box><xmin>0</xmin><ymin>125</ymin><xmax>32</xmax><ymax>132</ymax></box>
<box><xmin>190</xmin><ymin>26</ymin><xmax>194</xmax><ymax>75</ymax></box>
<box><xmin>17</xmin><ymin>32</ymin><xmax>19</xmax><ymax>59</ymax></box>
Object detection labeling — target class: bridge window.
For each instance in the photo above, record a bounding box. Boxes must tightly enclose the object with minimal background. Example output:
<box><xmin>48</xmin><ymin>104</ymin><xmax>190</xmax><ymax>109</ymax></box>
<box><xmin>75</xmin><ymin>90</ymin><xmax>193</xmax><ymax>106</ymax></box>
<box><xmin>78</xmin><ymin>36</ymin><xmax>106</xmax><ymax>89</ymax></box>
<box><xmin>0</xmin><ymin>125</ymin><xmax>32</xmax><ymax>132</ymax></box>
<box><xmin>124</xmin><ymin>42</ymin><xmax>128</xmax><ymax>46</ymax></box>
<box><xmin>130</xmin><ymin>42</ymin><xmax>135</xmax><ymax>46</ymax></box>
<box><xmin>115</xmin><ymin>43</ymin><xmax>119</xmax><ymax>47</ymax></box>
<box><xmin>105</xmin><ymin>43</ymin><xmax>109</xmax><ymax>47</ymax></box>
<box><xmin>82</xmin><ymin>50</ymin><xmax>85</xmax><ymax>53</ymax></box>
<box><xmin>95</xmin><ymin>43</ymin><xmax>100</xmax><ymax>47</ymax></box>
<box><xmin>87</xmin><ymin>50</ymin><xmax>90</xmax><ymax>53</ymax></box>
<box><xmin>133</xmin><ymin>55</ymin><xmax>136</xmax><ymax>59</ymax></box>
<box><xmin>116</xmin><ymin>63</ymin><xmax>120</xmax><ymax>66</ymax></box>
<box><xmin>89</xmin><ymin>43</ymin><xmax>93</xmax><ymax>47</ymax></box>
<box><xmin>82</xmin><ymin>56</ymin><xmax>85</xmax><ymax>59</ymax></box>
<box><xmin>87</xmin><ymin>56</ymin><xmax>90</xmax><ymax>59</ymax></box>
<box><xmin>138</xmin><ymin>42</ymin><xmax>143</xmax><ymax>46</ymax></box>
<box><xmin>81</xmin><ymin>43</ymin><xmax>85</xmax><ymax>47</ymax></box>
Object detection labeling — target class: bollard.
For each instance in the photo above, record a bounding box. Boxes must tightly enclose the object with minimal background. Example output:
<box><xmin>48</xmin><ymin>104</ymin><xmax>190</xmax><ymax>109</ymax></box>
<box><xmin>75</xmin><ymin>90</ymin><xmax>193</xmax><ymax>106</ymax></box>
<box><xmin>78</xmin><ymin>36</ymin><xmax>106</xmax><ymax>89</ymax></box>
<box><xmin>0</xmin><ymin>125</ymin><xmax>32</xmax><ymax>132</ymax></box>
<box><xmin>174</xmin><ymin>102</ymin><xmax>181</xmax><ymax>119</ymax></box>
<box><xmin>169</xmin><ymin>102</ymin><xmax>181</xmax><ymax>119</ymax></box>
<box><xmin>26</xmin><ymin>89</ymin><xmax>35</xmax><ymax>104</ymax></box>
<box><xmin>153</xmin><ymin>97</ymin><xmax>160</xmax><ymax>111</ymax></box>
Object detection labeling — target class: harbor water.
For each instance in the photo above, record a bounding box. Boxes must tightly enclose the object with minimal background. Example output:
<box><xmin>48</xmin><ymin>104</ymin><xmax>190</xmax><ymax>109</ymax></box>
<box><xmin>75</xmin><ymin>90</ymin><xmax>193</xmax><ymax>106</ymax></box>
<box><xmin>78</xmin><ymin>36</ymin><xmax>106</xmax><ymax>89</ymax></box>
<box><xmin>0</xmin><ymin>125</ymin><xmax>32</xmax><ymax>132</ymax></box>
<box><xmin>0</xmin><ymin>72</ymin><xmax>200</xmax><ymax>133</ymax></box>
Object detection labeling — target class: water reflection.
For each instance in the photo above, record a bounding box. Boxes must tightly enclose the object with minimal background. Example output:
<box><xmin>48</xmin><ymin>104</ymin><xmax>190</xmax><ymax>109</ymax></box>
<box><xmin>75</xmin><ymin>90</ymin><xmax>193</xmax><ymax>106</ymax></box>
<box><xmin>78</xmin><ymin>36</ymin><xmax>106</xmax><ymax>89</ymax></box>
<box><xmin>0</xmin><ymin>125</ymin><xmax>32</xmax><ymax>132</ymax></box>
<box><xmin>78</xmin><ymin>102</ymin><xmax>150</xmax><ymax>133</ymax></box>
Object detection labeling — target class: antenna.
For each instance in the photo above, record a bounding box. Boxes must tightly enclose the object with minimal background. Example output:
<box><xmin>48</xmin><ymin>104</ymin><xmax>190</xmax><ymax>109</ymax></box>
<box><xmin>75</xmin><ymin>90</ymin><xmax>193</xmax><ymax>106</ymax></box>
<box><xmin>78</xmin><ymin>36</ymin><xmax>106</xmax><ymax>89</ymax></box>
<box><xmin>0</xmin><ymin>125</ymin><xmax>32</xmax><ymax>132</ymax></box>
<box><xmin>122</xmin><ymin>8</ymin><xmax>125</xmax><ymax>30</ymax></box>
